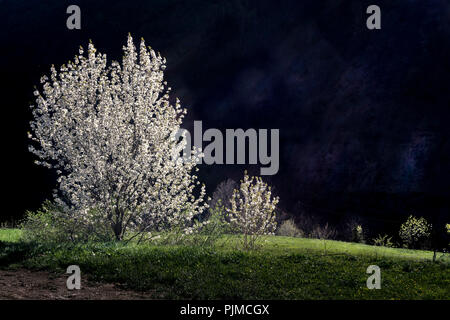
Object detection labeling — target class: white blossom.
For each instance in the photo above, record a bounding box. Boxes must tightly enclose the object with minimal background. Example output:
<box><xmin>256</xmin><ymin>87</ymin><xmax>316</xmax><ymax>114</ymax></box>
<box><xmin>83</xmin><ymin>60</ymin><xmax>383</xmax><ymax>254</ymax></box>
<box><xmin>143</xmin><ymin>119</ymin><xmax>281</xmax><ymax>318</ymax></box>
<box><xmin>29</xmin><ymin>34</ymin><xmax>207</xmax><ymax>240</ymax></box>
<box><xmin>226</xmin><ymin>171</ymin><xmax>279</xmax><ymax>249</ymax></box>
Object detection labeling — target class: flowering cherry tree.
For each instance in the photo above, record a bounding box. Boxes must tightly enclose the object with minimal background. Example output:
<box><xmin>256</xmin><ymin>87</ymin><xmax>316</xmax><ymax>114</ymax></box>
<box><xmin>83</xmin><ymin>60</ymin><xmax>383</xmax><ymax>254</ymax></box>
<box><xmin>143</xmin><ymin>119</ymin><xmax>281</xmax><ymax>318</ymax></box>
<box><xmin>227</xmin><ymin>171</ymin><xmax>279</xmax><ymax>249</ymax></box>
<box><xmin>28</xmin><ymin>34</ymin><xmax>207</xmax><ymax>241</ymax></box>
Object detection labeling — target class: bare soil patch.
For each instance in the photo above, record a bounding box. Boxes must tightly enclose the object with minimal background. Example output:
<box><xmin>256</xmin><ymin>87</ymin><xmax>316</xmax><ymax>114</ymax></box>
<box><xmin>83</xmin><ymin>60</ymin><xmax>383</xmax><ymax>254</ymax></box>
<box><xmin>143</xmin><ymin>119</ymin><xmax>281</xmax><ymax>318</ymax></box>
<box><xmin>0</xmin><ymin>269</ymin><xmax>157</xmax><ymax>300</ymax></box>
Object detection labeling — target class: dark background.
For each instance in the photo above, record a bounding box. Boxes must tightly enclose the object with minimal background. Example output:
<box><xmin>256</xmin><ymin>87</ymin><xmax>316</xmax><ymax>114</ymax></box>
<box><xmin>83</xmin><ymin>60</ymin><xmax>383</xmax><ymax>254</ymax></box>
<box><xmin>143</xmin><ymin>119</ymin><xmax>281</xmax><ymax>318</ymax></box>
<box><xmin>0</xmin><ymin>0</ymin><xmax>449</xmax><ymax>239</ymax></box>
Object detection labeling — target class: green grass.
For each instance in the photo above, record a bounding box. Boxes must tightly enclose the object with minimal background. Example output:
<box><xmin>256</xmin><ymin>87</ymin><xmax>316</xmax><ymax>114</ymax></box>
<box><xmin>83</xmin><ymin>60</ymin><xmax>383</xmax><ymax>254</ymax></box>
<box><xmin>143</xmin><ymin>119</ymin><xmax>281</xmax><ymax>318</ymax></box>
<box><xmin>0</xmin><ymin>229</ymin><xmax>448</xmax><ymax>299</ymax></box>
<box><xmin>0</xmin><ymin>228</ymin><xmax>23</xmax><ymax>243</ymax></box>
<box><xmin>245</xmin><ymin>236</ymin><xmax>438</xmax><ymax>261</ymax></box>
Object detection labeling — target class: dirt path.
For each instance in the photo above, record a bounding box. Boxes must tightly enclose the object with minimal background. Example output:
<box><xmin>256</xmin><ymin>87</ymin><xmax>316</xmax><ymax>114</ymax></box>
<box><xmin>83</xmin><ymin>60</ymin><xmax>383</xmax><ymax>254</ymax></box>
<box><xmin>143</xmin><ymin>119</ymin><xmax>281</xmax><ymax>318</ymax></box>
<box><xmin>0</xmin><ymin>269</ymin><xmax>157</xmax><ymax>300</ymax></box>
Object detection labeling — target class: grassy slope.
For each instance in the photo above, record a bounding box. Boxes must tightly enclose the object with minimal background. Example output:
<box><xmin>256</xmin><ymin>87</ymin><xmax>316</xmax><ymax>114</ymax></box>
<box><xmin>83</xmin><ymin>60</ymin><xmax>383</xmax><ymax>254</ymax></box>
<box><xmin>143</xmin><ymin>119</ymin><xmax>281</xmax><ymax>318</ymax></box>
<box><xmin>0</xmin><ymin>228</ymin><xmax>449</xmax><ymax>299</ymax></box>
<box><xmin>0</xmin><ymin>228</ymin><xmax>22</xmax><ymax>243</ymax></box>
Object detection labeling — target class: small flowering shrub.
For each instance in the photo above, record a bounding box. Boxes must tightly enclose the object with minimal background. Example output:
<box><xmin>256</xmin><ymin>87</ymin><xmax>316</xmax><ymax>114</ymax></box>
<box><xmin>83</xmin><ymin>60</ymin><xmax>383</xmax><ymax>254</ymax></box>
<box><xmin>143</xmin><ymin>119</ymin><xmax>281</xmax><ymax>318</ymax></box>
<box><xmin>399</xmin><ymin>215</ymin><xmax>432</xmax><ymax>249</ymax></box>
<box><xmin>276</xmin><ymin>219</ymin><xmax>303</xmax><ymax>238</ymax></box>
<box><xmin>227</xmin><ymin>171</ymin><xmax>279</xmax><ymax>250</ymax></box>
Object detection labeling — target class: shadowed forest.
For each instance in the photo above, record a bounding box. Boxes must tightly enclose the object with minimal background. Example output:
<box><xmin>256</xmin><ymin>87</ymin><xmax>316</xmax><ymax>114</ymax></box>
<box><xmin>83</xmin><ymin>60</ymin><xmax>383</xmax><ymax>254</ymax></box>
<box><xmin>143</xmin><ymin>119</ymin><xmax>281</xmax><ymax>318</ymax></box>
<box><xmin>1</xmin><ymin>0</ymin><xmax>449</xmax><ymax>243</ymax></box>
